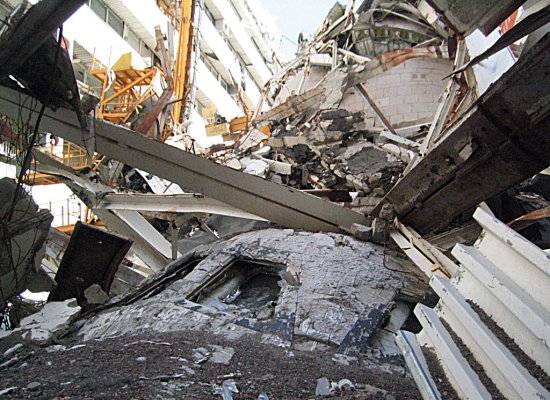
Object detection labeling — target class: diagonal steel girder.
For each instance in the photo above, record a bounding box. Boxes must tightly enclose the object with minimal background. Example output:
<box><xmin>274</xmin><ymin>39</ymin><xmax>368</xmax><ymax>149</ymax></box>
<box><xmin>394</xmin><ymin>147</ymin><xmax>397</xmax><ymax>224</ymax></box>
<box><xmin>0</xmin><ymin>86</ymin><xmax>367</xmax><ymax>232</ymax></box>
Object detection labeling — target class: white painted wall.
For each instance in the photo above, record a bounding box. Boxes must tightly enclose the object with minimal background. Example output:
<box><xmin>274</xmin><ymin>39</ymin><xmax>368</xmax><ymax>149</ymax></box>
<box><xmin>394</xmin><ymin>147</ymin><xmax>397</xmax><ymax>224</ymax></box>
<box><xmin>209</xmin><ymin>0</ymin><xmax>272</xmax><ymax>85</ymax></box>
<box><xmin>64</xmin><ymin>5</ymin><xmax>146</xmax><ymax>69</ymax></box>
<box><xmin>196</xmin><ymin>60</ymin><xmax>242</xmax><ymax>119</ymax></box>
<box><xmin>201</xmin><ymin>11</ymin><xmax>243</xmax><ymax>85</ymax></box>
<box><xmin>200</xmin><ymin>10</ymin><xmax>261</xmax><ymax>106</ymax></box>
<box><xmin>108</xmin><ymin>0</ymin><xmax>168</xmax><ymax>49</ymax></box>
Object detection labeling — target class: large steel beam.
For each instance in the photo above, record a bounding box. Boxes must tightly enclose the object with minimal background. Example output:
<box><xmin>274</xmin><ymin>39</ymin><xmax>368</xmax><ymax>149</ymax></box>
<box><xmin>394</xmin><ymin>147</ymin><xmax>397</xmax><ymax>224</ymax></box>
<box><xmin>0</xmin><ymin>86</ymin><xmax>366</xmax><ymax>232</ymax></box>
<box><xmin>97</xmin><ymin>193</ymin><xmax>267</xmax><ymax>221</ymax></box>
<box><xmin>425</xmin><ymin>0</ymin><xmax>526</xmax><ymax>36</ymax></box>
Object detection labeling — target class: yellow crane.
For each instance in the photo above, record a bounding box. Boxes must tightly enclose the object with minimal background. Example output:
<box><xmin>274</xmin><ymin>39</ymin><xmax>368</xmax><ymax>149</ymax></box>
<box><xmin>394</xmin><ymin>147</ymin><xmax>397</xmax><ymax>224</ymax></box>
<box><xmin>157</xmin><ymin>0</ymin><xmax>195</xmax><ymax>130</ymax></box>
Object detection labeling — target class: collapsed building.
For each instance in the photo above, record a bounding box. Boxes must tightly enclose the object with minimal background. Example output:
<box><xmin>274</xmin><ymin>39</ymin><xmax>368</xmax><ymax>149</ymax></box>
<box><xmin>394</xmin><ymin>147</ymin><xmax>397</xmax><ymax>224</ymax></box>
<box><xmin>0</xmin><ymin>0</ymin><xmax>550</xmax><ymax>399</ymax></box>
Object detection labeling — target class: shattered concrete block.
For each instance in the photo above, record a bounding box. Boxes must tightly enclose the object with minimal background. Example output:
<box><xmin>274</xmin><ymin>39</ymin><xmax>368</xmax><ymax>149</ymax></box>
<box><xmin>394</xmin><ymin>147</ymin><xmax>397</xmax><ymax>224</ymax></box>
<box><xmin>283</xmin><ymin>136</ymin><xmax>308</xmax><ymax>147</ymax></box>
<box><xmin>267</xmin><ymin>137</ymin><xmax>284</xmax><ymax>148</ymax></box>
<box><xmin>237</xmin><ymin>128</ymin><xmax>268</xmax><ymax>151</ymax></box>
<box><xmin>371</xmin><ymin>218</ymin><xmax>389</xmax><ymax>244</ymax></box>
<box><xmin>350</xmin><ymin>223</ymin><xmax>372</xmax><ymax>242</ymax></box>
<box><xmin>319</xmin><ymin>109</ymin><xmax>349</xmax><ymax>119</ymax></box>
<box><xmin>240</xmin><ymin>157</ymin><xmax>270</xmax><ymax>177</ymax></box>
<box><xmin>334</xmin><ymin>168</ymin><xmax>347</xmax><ymax>179</ymax></box>
<box><xmin>209</xmin><ymin>345</ymin><xmax>235</xmax><ymax>365</ymax></box>
<box><xmin>268</xmin><ymin>174</ymin><xmax>283</xmax><ymax>184</ymax></box>
<box><xmin>7</xmin><ymin>299</ymin><xmax>82</xmax><ymax>344</ymax></box>
<box><xmin>368</xmin><ymin>172</ymin><xmax>383</xmax><ymax>186</ymax></box>
<box><xmin>325</xmin><ymin>131</ymin><xmax>344</xmax><ymax>142</ymax></box>
<box><xmin>225</xmin><ymin>158</ymin><xmax>242</xmax><ymax>170</ymax></box>
<box><xmin>316</xmin><ymin>377</ymin><xmax>331</xmax><ymax>396</ymax></box>
<box><xmin>346</xmin><ymin>175</ymin><xmax>369</xmax><ymax>192</ymax></box>
<box><xmin>84</xmin><ymin>284</ymin><xmax>110</xmax><ymax>305</ymax></box>
<box><xmin>378</xmin><ymin>203</ymin><xmax>395</xmax><ymax>221</ymax></box>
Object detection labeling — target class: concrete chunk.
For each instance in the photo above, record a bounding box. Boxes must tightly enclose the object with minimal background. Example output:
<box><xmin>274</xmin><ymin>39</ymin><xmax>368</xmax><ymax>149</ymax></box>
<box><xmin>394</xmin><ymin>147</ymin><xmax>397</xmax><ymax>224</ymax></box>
<box><xmin>350</xmin><ymin>223</ymin><xmax>372</xmax><ymax>241</ymax></box>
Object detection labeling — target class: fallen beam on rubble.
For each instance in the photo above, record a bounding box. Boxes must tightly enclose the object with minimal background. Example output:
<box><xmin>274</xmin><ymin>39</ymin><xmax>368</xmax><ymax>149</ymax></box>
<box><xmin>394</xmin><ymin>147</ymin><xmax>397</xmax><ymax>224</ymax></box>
<box><xmin>0</xmin><ymin>87</ymin><xmax>367</xmax><ymax>233</ymax></box>
<box><xmin>97</xmin><ymin>193</ymin><xmax>267</xmax><ymax>221</ymax></box>
<box><xmin>383</xmin><ymin>33</ymin><xmax>550</xmax><ymax>235</ymax></box>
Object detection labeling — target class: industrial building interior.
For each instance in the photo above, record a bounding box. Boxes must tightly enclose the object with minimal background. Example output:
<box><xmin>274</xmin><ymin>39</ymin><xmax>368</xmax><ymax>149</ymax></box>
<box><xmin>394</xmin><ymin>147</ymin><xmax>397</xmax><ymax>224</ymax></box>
<box><xmin>0</xmin><ymin>0</ymin><xmax>549</xmax><ymax>398</ymax></box>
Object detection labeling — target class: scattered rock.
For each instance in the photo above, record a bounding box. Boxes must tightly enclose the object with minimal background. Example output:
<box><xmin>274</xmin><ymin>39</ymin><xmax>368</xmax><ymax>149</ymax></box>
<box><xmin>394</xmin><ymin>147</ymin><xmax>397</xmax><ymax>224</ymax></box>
<box><xmin>267</xmin><ymin>138</ymin><xmax>283</xmax><ymax>148</ymax></box>
<box><xmin>371</xmin><ymin>218</ymin><xmax>389</xmax><ymax>244</ymax></box>
<box><xmin>350</xmin><ymin>223</ymin><xmax>372</xmax><ymax>241</ymax></box>
<box><xmin>225</xmin><ymin>158</ymin><xmax>242</xmax><ymax>170</ymax></box>
<box><xmin>26</xmin><ymin>382</ymin><xmax>41</xmax><ymax>391</ymax></box>
<box><xmin>283</xmin><ymin>136</ymin><xmax>307</xmax><ymax>148</ymax></box>
<box><xmin>3</xmin><ymin>343</ymin><xmax>23</xmax><ymax>359</ymax></box>
<box><xmin>209</xmin><ymin>345</ymin><xmax>235</xmax><ymax>365</ymax></box>
<box><xmin>316</xmin><ymin>377</ymin><xmax>331</xmax><ymax>396</ymax></box>
<box><xmin>84</xmin><ymin>284</ymin><xmax>110</xmax><ymax>306</ymax></box>
<box><xmin>379</xmin><ymin>203</ymin><xmax>395</xmax><ymax>221</ymax></box>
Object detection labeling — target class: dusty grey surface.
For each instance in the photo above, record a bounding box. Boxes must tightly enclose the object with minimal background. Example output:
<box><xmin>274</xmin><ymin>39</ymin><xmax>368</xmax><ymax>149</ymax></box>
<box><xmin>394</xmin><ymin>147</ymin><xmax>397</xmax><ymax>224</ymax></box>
<box><xmin>78</xmin><ymin>229</ymin><xmax>428</xmax><ymax>357</ymax></box>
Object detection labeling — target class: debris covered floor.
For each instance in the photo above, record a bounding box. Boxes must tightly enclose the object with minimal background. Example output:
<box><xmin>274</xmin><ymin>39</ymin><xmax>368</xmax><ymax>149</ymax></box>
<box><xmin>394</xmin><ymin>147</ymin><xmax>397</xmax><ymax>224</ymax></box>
<box><xmin>0</xmin><ymin>330</ymin><xmax>419</xmax><ymax>399</ymax></box>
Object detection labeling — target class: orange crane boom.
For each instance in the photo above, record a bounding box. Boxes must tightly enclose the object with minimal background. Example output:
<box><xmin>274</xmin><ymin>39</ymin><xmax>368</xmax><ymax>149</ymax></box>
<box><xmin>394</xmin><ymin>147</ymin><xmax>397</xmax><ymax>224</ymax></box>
<box><xmin>157</xmin><ymin>0</ymin><xmax>195</xmax><ymax>127</ymax></box>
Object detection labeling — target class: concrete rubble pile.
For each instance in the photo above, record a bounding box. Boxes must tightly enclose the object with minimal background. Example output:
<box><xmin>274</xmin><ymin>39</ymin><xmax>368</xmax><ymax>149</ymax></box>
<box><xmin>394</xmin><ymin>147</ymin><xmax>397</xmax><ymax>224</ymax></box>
<box><xmin>208</xmin><ymin>0</ymin><xmax>453</xmax><ymax>218</ymax></box>
<box><xmin>1</xmin><ymin>0</ymin><xmax>550</xmax><ymax>398</ymax></box>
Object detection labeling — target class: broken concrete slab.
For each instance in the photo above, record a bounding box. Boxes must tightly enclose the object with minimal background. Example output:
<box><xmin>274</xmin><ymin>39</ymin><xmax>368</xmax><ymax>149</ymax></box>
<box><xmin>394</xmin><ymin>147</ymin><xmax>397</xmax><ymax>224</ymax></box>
<box><xmin>76</xmin><ymin>229</ymin><xmax>428</xmax><ymax>357</ymax></box>
<box><xmin>3</xmin><ymin>299</ymin><xmax>80</xmax><ymax>344</ymax></box>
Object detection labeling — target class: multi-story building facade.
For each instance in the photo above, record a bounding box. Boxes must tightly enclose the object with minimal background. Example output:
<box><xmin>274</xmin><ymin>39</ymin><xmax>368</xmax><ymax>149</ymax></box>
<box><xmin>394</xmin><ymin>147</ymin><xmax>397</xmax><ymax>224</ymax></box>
<box><xmin>0</xmin><ymin>0</ymin><xmax>282</xmax><ymax>147</ymax></box>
